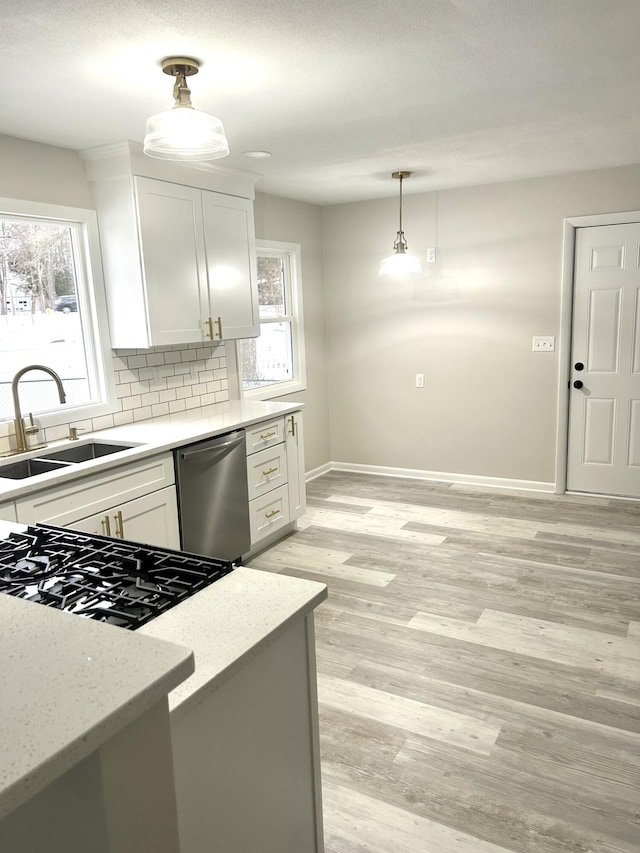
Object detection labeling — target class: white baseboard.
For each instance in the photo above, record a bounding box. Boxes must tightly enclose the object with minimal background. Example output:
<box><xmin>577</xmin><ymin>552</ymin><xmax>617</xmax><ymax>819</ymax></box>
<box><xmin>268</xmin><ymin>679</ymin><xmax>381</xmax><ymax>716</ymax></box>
<box><xmin>312</xmin><ymin>461</ymin><xmax>555</xmax><ymax>493</ymax></box>
<box><xmin>305</xmin><ymin>462</ymin><xmax>333</xmax><ymax>482</ymax></box>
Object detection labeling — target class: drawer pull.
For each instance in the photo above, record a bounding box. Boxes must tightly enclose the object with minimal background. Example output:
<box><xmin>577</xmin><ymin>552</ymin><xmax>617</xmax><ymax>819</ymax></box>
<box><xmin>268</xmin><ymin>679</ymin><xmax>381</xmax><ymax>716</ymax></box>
<box><xmin>114</xmin><ymin>510</ymin><xmax>124</xmax><ymax>538</ymax></box>
<box><xmin>101</xmin><ymin>515</ymin><xmax>111</xmax><ymax>537</ymax></box>
<box><xmin>265</xmin><ymin>509</ymin><xmax>280</xmax><ymax>520</ymax></box>
<box><xmin>259</xmin><ymin>430</ymin><xmax>277</xmax><ymax>440</ymax></box>
<box><xmin>262</xmin><ymin>466</ymin><xmax>278</xmax><ymax>477</ymax></box>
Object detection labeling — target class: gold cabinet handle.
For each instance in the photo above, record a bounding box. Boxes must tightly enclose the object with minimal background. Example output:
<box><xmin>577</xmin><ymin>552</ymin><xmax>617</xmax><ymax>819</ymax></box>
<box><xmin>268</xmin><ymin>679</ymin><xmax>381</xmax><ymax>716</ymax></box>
<box><xmin>204</xmin><ymin>317</ymin><xmax>214</xmax><ymax>340</ymax></box>
<box><xmin>288</xmin><ymin>416</ymin><xmax>296</xmax><ymax>437</ymax></box>
<box><xmin>114</xmin><ymin>510</ymin><xmax>124</xmax><ymax>538</ymax></box>
<box><xmin>265</xmin><ymin>509</ymin><xmax>280</xmax><ymax>520</ymax></box>
<box><xmin>262</xmin><ymin>466</ymin><xmax>278</xmax><ymax>477</ymax></box>
<box><xmin>101</xmin><ymin>515</ymin><xmax>111</xmax><ymax>537</ymax></box>
<box><xmin>214</xmin><ymin>316</ymin><xmax>222</xmax><ymax>339</ymax></box>
<box><xmin>259</xmin><ymin>430</ymin><xmax>276</xmax><ymax>440</ymax></box>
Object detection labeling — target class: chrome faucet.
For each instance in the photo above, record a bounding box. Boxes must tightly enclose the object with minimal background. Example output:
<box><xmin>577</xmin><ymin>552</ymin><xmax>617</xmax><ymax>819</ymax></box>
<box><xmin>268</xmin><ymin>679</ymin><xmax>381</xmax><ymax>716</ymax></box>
<box><xmin>11</xmin><ymin>364</ymin><xmax>66</xmax><ymax>454</ymax></box>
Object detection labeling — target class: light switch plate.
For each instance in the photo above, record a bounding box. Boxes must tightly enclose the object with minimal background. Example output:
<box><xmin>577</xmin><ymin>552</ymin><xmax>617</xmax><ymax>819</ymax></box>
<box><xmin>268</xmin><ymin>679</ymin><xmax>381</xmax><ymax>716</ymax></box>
<box><xmin>532</xmin><ymin>336</ymin><xmax>555</xmax><ymax>352</ymax></box>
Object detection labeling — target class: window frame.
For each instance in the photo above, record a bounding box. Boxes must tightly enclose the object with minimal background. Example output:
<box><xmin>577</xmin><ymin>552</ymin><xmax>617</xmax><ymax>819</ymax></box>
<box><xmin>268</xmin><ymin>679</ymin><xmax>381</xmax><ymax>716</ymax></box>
<box><xmin>239</xmin><ymin>239</ymin><xmax>306</xmax><ymax>401</ymax></box>
<box><xmin>0</xmin><ymin>197</ymin><xmax>116</xmax><ymax>429</ymax></box>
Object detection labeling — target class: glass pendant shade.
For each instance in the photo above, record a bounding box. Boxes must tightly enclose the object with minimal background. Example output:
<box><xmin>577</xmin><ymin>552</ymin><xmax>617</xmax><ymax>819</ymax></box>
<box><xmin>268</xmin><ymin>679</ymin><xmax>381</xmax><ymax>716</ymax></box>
<box><xmin>379</xmin><ymin>247</ymin><xmax>422</xmax><ymax>277</ymax></box>
<box><xmin>144</xmin><ymin>106</ymin><xmax>229</xmax><ymax>161</ymax></box>
<box><xmin>379</xmin><ymin>170</ymin><xmax>422</xmax><ymax>277</ymax></box>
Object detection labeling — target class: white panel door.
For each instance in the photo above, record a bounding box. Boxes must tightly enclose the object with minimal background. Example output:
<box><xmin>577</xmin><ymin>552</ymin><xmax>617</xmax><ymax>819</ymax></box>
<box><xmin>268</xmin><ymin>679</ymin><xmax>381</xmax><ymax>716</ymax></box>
<box><xmin>567</xmin><ymin>223</ymin><xmax>640</xmax><ymax>497</ymax></box>
<box><xmin>201</xmin><ymin>191</ymin><xmax>259</xmax><ymax>340</ymax></box>
<box><xmin>134</xmin><ymin>177</ymin><xmax>207</xmax><ymax>346</ymax></box>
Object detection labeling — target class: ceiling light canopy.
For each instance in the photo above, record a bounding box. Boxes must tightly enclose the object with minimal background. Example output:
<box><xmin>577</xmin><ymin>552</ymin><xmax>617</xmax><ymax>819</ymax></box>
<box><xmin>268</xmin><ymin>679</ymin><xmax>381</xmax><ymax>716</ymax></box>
<box><xmin>379</xmin><ymin>171</ymin><xmax>422</xmax><ymax>277</ymax></box>
<box><xmin>143</xmin><ymin>57</ymin><xmax>229</xmax><ymax>162</ymax></box>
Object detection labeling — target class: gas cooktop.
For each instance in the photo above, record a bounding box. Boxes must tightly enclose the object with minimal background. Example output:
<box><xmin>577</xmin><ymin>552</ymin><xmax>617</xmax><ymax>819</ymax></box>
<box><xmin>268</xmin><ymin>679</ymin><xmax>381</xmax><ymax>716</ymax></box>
<box><xmin>0</xmin><ymin>524</ymin><xmax>234</xmax><ymax>630</ymax></box>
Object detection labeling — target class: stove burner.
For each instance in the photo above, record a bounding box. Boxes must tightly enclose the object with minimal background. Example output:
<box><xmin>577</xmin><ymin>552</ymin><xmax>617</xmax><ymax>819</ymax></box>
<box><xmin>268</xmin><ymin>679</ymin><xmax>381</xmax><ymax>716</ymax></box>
<box><xmin>0</xmin><ymin>524</ymin><xmax>235</xmax><ymax>629</ymax></box>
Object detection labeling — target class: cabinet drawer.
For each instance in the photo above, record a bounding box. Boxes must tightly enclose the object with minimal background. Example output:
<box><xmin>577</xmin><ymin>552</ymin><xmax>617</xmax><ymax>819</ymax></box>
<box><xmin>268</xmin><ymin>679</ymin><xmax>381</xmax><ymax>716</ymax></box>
<box><xmin>245</xmin><ymin>418</ymin><xmax>285</xmax><ymax>455</ymax></box>
<box><xmin>15</xmin><ymin>453</ymin><xmax>175</xmax><ymax>526</ymax></box>
<box><xmin>247</xmin><ymin>444</ymin><xmax>288</xmax><ymax>501</ymax></box>
<box><xmin>249</xmin><ymin>484</ymin><xmax>290</xmax><ymax>545</ymax></box>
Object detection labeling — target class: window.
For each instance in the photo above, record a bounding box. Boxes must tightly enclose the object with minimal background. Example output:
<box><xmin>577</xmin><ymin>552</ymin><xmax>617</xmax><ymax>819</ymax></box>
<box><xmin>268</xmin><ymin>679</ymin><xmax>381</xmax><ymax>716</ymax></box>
<box><xmin>0</xmin><ymin>198</ymin><xmax>115</xmax><ymax>427</ymax></box>
<box><xmin>238</xmin><ymin>240</ymin><xmax>306</xmax><ymax>399</ymax></box>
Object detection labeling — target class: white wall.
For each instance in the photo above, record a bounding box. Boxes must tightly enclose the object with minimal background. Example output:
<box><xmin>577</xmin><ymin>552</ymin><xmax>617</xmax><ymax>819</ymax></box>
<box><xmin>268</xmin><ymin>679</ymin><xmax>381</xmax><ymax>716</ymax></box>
<box><xmin>322</xmin><ymin>164</ymin><xmax>640</xmax><ymax>486</ymax></box>
<box><xmin>253</xmin><ymin>192</ymin><xmax>330</xmax><ymax>472</ymax></box>
<box><xmin>0</xmin><ymin>136</ymin><xmax>328</xmax><ymax>469</ymax></box>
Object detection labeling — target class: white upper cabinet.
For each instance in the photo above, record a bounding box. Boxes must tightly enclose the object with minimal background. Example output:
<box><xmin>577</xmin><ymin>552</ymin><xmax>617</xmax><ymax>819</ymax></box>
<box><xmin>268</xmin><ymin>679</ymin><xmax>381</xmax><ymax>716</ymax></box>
<box><xmin>83</xmin><ymin>143</ymin><xmax>259</xmax><ymax>348</ymax></box>
<box><xmin>201</xmin><ymin>190</ymin><xmax>259</xmax><ymax>341</ymax></box>
<box><xmin>134</xmin><ymin>177</ymin><xmax>208</xmax><ymax>347</ymax></box>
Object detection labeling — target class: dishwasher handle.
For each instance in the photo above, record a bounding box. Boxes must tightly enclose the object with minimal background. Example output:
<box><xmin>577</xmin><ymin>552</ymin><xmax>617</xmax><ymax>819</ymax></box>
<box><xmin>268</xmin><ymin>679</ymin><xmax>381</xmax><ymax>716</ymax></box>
<box><xmin>179</xmin><ymin>432</ymin><xmax>245</xmax><ymax>461</ymax></box>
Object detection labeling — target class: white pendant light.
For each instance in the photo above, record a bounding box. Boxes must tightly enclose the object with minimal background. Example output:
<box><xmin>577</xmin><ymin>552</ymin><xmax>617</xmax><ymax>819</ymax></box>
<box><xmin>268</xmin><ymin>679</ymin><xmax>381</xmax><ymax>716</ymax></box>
<box><xmin>379</xmin><ymin>171</ymin><xmax>422</xmax><ymax>277</ymax></box>
<box><xmin>144</xmin><ymin>57</ymin><xmax>229</xmax><ymax>161</ymax></box>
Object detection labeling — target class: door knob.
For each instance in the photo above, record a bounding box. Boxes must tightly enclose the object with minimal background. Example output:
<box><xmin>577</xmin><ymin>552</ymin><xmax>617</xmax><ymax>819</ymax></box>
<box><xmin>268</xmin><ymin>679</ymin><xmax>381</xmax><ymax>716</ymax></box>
<box><xmin>574</xmin><ymin>362</ymin><xmax>584</xmax><ymax>371</ymax></box>
<box><xmin>573</xmin><ymin>380</ymin><xmax>584</xmax><ymax>389</ymax></box>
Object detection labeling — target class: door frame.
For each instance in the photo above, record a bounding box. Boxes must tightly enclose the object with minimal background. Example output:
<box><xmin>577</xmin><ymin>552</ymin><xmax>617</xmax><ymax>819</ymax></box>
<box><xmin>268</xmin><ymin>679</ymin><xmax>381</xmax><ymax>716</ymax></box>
<box><xmin>555</xmin><ymin>209</ymin><xmax>640</xmax><ymax>494</ymax></box>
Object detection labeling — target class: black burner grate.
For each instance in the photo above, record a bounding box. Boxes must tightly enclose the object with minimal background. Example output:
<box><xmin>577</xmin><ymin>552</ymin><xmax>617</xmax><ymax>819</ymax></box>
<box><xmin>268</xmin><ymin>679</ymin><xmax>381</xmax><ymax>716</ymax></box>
<box><xmin>0</xmin><ymin>524</ymin><xmax>234</xmax><ymax>629</ymax></box>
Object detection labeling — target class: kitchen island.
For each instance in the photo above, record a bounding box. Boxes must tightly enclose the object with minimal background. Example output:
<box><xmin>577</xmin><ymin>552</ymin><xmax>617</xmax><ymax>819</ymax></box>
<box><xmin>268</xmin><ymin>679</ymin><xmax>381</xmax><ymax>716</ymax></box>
<box><xmin>0</xmin><ymin>518</ymin><xmax>195</xmax><ymax>852</ymax></box>
<box><xmin>0</xmin><ymin>517</ymin><xmax>327</xmax><ymax>852</ymax></box>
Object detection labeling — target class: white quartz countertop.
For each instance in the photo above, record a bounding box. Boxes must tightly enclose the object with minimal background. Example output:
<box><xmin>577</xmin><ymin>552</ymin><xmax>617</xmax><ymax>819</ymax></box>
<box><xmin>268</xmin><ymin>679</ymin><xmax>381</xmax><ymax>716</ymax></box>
<box><xmin>0</xmin><ymin>518</ymin><xmax>195</xmax><ymax>821</ymax></box>
<box><xmin>139</xmin><ymin>566</ymin><xmax>327</xmax><ymax>721</ymax></box>
<box><xmin>0</xmin><ymin>517</ymin><xmax>327</xmax><ymax>818</ymax></box>
<box><xmin>0</xmin><ymin>399</ymin><xmax>303</xmax><ymax>501</ymax></box>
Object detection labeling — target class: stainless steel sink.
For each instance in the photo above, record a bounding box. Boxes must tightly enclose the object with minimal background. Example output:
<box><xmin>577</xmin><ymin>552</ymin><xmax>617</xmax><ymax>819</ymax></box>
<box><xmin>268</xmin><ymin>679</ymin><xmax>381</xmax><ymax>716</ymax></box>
<box><xmin>0</xmin><ymin>457</ymin><xmax>69</xmax><ymax>480</ymax></box>
<box><xmin>0</xmin><ymin>440</ymin><xmax>139</xmax><ymax>479</ymax></box>
<box><xmin>40</xmin><ymin>442</ymin><xmax>137</xmax><ymax>463</ymax></box>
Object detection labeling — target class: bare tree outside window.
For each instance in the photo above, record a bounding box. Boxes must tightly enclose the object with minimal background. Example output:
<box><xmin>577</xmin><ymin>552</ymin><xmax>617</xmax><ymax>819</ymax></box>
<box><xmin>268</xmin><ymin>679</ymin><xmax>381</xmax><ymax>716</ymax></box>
<box><xmin>0</xmin><ymin>216</ymin><xmax>90</xmax><ymax>418</ymax></box>
<box><xmin>237</xmin><ymin>241</ymin><xmax>305</xmax><ymax>400</ymax></box>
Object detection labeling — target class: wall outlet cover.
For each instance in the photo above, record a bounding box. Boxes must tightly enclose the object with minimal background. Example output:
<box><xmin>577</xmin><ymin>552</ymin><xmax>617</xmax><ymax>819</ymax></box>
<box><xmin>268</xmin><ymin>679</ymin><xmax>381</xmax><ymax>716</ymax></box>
<box><xmin>532</xmin><ymin>336</ymin><xmax>556</xmax><ymax>352</ymax></box>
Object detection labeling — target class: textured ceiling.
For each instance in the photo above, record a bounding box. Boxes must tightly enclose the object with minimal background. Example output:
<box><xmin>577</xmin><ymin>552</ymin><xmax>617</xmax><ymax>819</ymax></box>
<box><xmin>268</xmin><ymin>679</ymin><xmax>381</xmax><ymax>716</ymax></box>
<box><xmin>1</xmin><ymin>0</ymin><xmax>640</xmax><ymax>205</ymax></box>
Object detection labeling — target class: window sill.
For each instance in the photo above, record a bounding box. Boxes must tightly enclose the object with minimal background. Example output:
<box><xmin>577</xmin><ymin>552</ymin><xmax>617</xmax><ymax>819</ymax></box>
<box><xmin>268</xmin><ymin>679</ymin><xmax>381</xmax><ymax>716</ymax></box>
<box><xmin>242</xmin><ymin>380</ymin><xmax>306</xmax><ymax>402</ymax></box>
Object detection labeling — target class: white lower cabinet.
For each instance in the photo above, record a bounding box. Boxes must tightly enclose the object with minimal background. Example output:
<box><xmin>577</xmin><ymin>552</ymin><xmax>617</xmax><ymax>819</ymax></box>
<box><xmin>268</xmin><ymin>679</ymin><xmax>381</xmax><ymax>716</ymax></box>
<box><xmin>14</xmin><ymin>453</ymin><xmax>180</xmax><ymax>549</ymax></box>
<box><xmin>246</xmin><ymin>411</ymin><xmax>305</xmax><ymax>549</ymax></box>
<box><xmin>285</xmin><ymin>411</ymin><xmax>306</xmax><ymax>519</ymax></box>
<box><xmin>0</xmin><ymin>500</ymin><xmax>17</xmax><ymax>523</ymax></box>
<box><xmin>71</xmin><ymin>486</ymin><xmax>180</xmax><ymax>549</ymax></box>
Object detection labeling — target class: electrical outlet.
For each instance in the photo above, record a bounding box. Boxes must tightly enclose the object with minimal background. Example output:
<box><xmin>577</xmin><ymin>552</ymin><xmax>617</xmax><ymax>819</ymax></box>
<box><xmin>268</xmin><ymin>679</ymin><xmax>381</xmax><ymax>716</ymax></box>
<box><xmin>415</xmin><ymin>373</ymin><xmax>425</xmax><ymax>388</ymax></box>
<box><xmin>532</xmin><ymin>336</ymin><xmax>556</xmax><ymax>352</ymax></box>
<box><xmin>189</xmin><ymin>363</ymin><xmax>199</xmax><ymax>382</ymax></box>
<box><xmin>426</xmin><ymin>247</ymin><xmax>437</xmax><ymax>263</ymax></box>
<box><xmin>151</xmin><ymin>367</ymin><xmax>162</xmax><ymax>386</ymax></box>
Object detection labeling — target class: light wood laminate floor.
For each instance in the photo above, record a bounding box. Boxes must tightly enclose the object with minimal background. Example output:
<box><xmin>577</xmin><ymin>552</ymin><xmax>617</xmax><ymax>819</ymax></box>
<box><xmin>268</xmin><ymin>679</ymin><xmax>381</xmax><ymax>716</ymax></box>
<box><xmin>247</xmin><ymin>472</ymin><xmax>640</xmax><ymax>853</ymax></box>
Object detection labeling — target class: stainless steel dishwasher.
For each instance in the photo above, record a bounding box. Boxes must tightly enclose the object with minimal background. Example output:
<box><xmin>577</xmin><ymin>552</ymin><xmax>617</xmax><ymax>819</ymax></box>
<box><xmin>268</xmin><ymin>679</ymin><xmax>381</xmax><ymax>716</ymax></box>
<box><xmin>174</xmin><ymin>429</ymin><xmax>251</xmax><ymax>562</ymax></box>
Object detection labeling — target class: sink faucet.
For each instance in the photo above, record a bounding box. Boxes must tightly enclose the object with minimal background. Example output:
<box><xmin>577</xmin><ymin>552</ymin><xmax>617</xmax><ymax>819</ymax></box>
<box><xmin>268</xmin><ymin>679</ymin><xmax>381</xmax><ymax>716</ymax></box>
<box><xmin>11</xmin><ymin>364</ymin><xmax>66</xmax><ymax>454</ymax></box>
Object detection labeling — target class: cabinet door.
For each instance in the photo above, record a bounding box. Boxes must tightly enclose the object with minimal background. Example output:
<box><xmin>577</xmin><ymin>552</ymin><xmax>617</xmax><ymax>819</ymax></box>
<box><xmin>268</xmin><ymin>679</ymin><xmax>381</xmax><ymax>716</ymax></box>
<box><xmin>201</xmin><ymin>191</ymin><xmax>259</xmax><ymax>340</ymax></box>
<box><xmin>285</xmin><ymin>412</ymin><xmax>306</xmax><ymax>519</ymax></box>
<box><xmin>134</xmin><ymin>177</ymin><xmax>208</xmax><ymax>346</ymax></box>
<box><xmin>0</xmin><ymin>501</ymin><xmax>17</xmax><ymax>523</ymax></box>
<box><xmin>71</xmin><ymin>486</ymin><xmax>180</xmax><ymax>550</ymax></box>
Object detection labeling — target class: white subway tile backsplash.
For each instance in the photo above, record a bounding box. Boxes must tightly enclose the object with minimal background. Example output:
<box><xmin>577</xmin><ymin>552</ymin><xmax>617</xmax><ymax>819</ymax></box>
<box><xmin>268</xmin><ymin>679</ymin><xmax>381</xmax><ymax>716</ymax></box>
<box><xmin>113</xmin><ymin>410</ymin><xmax>135</xmax><ymax>426</ymax></box>
<box><xmin>121</xmin><ymin>395</ymin><xmax>142</xmax><ymax>411</ymax></box>
<box><xmin>141</xmin><ymin>391</ymin><xmax>160</xmax><ymax>408</ymax></box>
<box><xmin>3</xmin><ymin>343</ymin><xmax>231</xmax><ymax>451</ymax></box>
<box><xmin>92</xmin><ymin>414</ymin><xmax>116</xmax><ymax>431</ymax></box>
<box><xmin>133</xmin><ymin>406</ymin><xmax>153</xmax><ymax>421</ymax></box>
<box><xmin>127</xmin><ymin>355</ymin><xmax>147</xmax><ymax>369</ymax></box>
<box><xmin>151</xmin><ymin>402</ymin><xmax>170</xmax><ymax>418</ymax></box>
